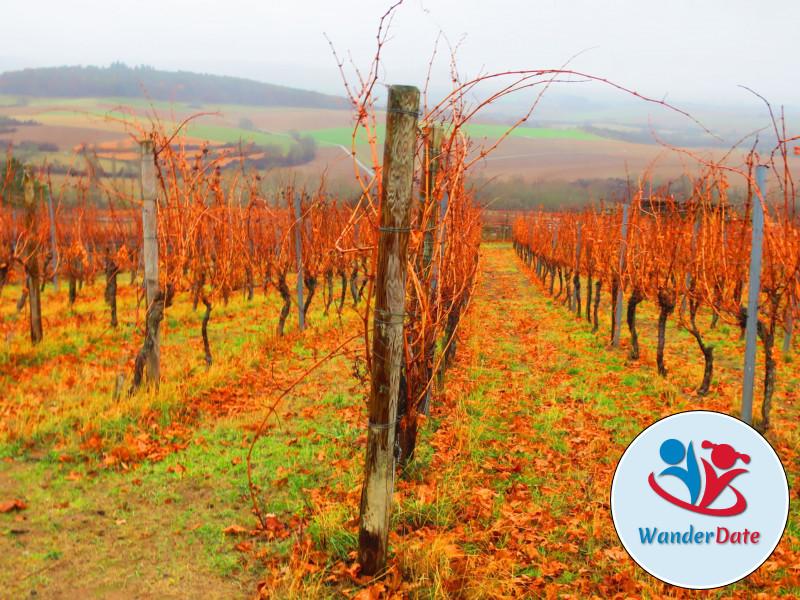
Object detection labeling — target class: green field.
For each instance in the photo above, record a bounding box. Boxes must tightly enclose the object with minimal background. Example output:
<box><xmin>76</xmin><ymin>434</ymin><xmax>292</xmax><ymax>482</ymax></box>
<box><xmin>0</xmin><ymin>95</ymin><xmax>283</xmax><ymax>115</ymax></box>
<box><xmin>3</xmin><ymin>94</ymin><xmax>605</xmax><ymax>153</ymax></box>
<box><xmin>305</xmin><ymin>123</ymin><xmax>603</xmax><ymax>147</ymax></box>
<box><xmin>184</xmin><ymin>124</ymin><xmax>292</xmax><ymax>148</ymax></box>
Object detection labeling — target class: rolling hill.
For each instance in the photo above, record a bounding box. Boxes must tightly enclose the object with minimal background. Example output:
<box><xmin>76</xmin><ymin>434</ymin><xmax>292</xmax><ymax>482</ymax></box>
<box><xmin>0</xmin><ymin>63</ymin><xmax>349</xmax><ymax>110</ymax></box>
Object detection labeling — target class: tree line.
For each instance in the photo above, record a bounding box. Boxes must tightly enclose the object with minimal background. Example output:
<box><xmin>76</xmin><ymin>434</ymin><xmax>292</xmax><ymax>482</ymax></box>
<box><xmin>0</xmin><ymin>63</ymin><xmax>349</xmax><ymax>110</ymax></box>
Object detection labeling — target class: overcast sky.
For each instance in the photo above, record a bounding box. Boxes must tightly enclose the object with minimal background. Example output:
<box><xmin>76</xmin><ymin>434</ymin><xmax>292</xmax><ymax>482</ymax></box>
<box><xmin>2</xmin><ymin>0</ymin><xmax>798</xmax><ymax>109</ymax></box>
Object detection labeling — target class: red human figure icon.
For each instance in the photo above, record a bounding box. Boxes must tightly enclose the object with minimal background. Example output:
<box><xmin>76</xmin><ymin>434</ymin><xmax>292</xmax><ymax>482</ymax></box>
<box><xmin>698</xmin><ymin>441</ymin><xmax>750</xmax><ymax>511</ymax></box>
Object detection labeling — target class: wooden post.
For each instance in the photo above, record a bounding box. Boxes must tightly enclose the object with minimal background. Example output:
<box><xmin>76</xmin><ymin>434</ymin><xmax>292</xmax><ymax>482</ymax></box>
<box><xmin>613</xmin><ymin>200</ymin><xmax>630</xmax><ymax>347</ymax></box>
<box><xmin>23</xmin><ymin>165</ymin><xmax>43</xmax><ymax>344</ymax></box>
<box><xmin>741</xmin><ymin>165</ymin><xmax>766</xmax><ymax>425</ymax></box>
<box><xmin>550</xmin><ymin>219</ymin><xmax>558</xmax><ymax>295</ymax></box>
<box><xmin>573</xmin><ymin>220</ymin><xmax>582</xmax><ymax>315</ymax></box>
<box><xmin>784</xmin><ymin>280</ymin><xmax>796</xmax><ymax>358</ymax></box>
<box><xmin>552</xmin><ymin>220</ymin><xmax>558</xmax><ymax>251</ymax></box>
<box><xmin>527</xmin><ymin>220</ymin><xmax>534</xmax><ymax>267</ymax></box>
<box><xmin>422</xmin><ymin>125</ymin><xmax>443</xmax><ymax>276</ymax></box>
<box><xmin>398</xmin><ymin>124</ymin><xmax>443</xmax><ymax>463</ymax></box>
<box><xmin>433</xmin><ymin>189</ymin><xmax>449</xmax><ymax>309</ymax></box>
<box><xmin>140</xmin><ymin>139</ymin><xmax>160</xmax><ymax>386</ymax></box>
<box><xmin>681</xmin><ymin>219</ymin><xmax>701</xmax><ymax>315</ymax></box>
<box><xmin>420</xmin><ymin>125</ymin><xmax>443</xmax><ymax>417</ymax></box>
<box><xmin>46</xmin><ymin>184</ymin><xmax>58</xmax><ymax>292</ymax></box>
<box><xmin>294</xmin><ymin>193</ymin><xmax>305</xmax><ymax>331</ymax></box>
<box><xmin>358</xmin><ymin>84</ymin><xmax>419</xmax><ymax>576</ymax></box>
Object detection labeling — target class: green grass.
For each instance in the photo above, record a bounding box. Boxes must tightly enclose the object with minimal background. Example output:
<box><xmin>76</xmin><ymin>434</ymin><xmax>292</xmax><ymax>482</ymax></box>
<box><xmin>0</xmin><ymin>277</ymin><xmax>370</xmax><ymax>596</ymax></box>
<box><xmin>184</xmin><ymin>123</ymin><xmax>292</xmax><ymax>147</ymax></box>
<box><xmin>303</xmin><ymin>122</ymin><xmax>605</xmax><ymax>149</ymax></box>
<box><xmin>37</xmin><ymin>108</ymin><xmax>139</xmax><ymax>122</ymax></box>
<box><xmin>0</xmin><ymin>275</ymin><xmax>335</xmax><ymax>447</ymax></box>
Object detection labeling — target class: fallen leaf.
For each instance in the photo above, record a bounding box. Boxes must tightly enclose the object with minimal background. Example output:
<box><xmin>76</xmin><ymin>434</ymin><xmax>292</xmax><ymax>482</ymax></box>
<box><xmin>603</xmin><ymin>547</ymin><xmax>629</xmax><ymax>562</ymax></box>
<box><xmin>223</xmin><ymin>524</ymin><xmax>248</xmax><ymax>535</ymax></box>
<box><xmin>353</xmin><ymin>583</ymin><xmax>385</xmax><ymax>600</ymax></box>
<box><xmin>0</xmin><ymin>500</ymin><xmax>27</xmax><ymax>513</ymax></box>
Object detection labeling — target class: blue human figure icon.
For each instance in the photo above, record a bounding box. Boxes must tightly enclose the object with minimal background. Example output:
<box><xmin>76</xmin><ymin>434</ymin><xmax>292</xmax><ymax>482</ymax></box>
<box><xmin>658</xmin><ymin>439</ymin><xmax>701</xmax><ymax>505</ymax></box>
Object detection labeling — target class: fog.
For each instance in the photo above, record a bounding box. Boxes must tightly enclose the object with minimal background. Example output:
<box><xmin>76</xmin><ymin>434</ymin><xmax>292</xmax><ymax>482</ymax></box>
<box><xmin>2</xmin><ymin>1</ymin><xmax>797</xmax><ymax>103</ymax></box>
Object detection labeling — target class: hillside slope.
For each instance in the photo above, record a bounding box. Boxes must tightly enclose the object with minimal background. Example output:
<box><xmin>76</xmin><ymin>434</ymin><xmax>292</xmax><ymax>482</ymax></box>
<box><xmin>0</xmin><ymin>63</ymin><xmax>349</xmax><ymax>110</ymax></box>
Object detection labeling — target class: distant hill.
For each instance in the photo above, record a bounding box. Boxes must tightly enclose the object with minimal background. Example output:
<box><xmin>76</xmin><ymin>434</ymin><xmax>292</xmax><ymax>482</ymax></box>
<box><xmin>0</xmin><ymin>63</ymin><xmax>350</xmax><ymax>110</ymax></box>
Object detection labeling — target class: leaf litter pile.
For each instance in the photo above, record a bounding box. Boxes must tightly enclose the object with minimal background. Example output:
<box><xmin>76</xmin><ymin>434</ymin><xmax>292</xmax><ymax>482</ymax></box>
<box><xmin>1</xmin><ymin>243</ymin><xmax>799</xmax><ymax>599</ymax></box>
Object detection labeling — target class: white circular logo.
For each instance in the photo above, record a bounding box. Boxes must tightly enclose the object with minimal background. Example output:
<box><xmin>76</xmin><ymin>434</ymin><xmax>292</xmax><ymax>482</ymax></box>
<box><xmin>610</xmin><ymin>410</ymin><xmax>790</xmax><ymax>589</ymax></box>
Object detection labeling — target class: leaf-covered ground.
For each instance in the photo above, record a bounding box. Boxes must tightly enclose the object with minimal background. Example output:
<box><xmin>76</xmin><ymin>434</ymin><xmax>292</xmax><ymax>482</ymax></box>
<box><xmin>0</xmin><ymin>275</ymin><xmax>370</xmax><ymax>599</ymax></box>
<box><xmin>258</xmin><ymin>243</ymin><xmax>799</xmax><ymax>599</ymax></box>
<box><xmin>1</xmin><ymin>243</ymin><xmax>798</xmax><ymax>599</ymax></box>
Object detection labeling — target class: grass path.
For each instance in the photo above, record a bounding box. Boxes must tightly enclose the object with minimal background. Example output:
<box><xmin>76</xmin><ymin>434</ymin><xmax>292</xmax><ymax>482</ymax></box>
<box><xmin>387</xmin><ymin>242</ymin><xmax>671</xmax><ymax>596</ymax></box>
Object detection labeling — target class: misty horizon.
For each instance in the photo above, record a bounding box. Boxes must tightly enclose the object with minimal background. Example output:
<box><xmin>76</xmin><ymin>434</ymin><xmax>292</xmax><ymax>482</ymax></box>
<box><xmin>2</xmin><ymin>0</ymin><xmax>799</xmax><ymax>109</ymax></box>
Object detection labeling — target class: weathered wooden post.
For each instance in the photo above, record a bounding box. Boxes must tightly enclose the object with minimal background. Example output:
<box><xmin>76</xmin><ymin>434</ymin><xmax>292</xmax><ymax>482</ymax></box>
<box><xmin>351</xmin><ymin>221</ymin><xmax>361</xmax><ymax>305</ymax></box>
<box><xmin>527</xmin><ymin>220</ymin><xmax>534</xmax><ymax>267</ymax></box>
<box><xmin>439</xmin><ymin>191</ymin><xmax>448</xmax><ymax>267</ymax></box>
<box><xmin>422</xmin><ymin>125</ymin><xmax>443</xmax><ymax>276</ymax></box>
<box><xmin>294</xmin><ymin>193</ymin><xmax>305</xmax><ymax>331</ymax></box>
<box><xmin>23</xmin><ymin>165</ymin><xmax>43</xmax><ymax>344</ymax></box>
<box><xmin>573</xmin><ymin>220</ymin><xmax>582</xmax><ymax>316</ymax></box>
<box><xmin>246</xmin><ymin>212</ymin><xmax>255</xmax><ymax>301</ymax></box>
<box><xmin>435</xmin><ymin>188</ymin><xmax>452</xmax><ymax>387</ymax></box>
<box><xmin>613</xmin><ymin>200</ymin><xmax>630</xmax><ymax>347</ymax></box>
<box><xmin>549</xmin><ymin>220</ymin><xmax>558</xmax><ymax>295</ymax></box>
<box><xmin>784</xmin><ymin>282</ymin><xmax>796</xmax><ymax>358</ymax></box>
<box><xmin>397</xmin><ymin>124</ymin><xmax>443</xmax><ymax>463</ymax></box>
<box><xmin>432</xmin><ymin>189</ymin><xmax>448</xmax><ymax>307</ymax></box>
<box><xmin>741</xmin><ymin>165</ymin><xmax>766</xmax><ymax>425</ymax></box>
<box><xmin>140</xmin><ymin>139</ymin><xmax>160</xmax><ymax>386</ymax></box>
<box><xmin>680</xmin><ymin>219</ymin><xmax>701</xmax><ymax>315</ymax></box>
<box><xmin>420</xmin><ymin>125</ymin><xmax>443</xmax><ymax>418</ymax></box>
<box><xmin>568</xmin><ymin>224</ymin><xmax>574</xmax><ymax>312</ymax></box>
<box><xmin>46</xmin><ymin>184</ymin><xmax>58</xmax><ymax>292</ymax></box>
<box><xmin>358</xmin><ymin>84</ymin><xmax>419</xmax><ymax>576</ymax></box>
